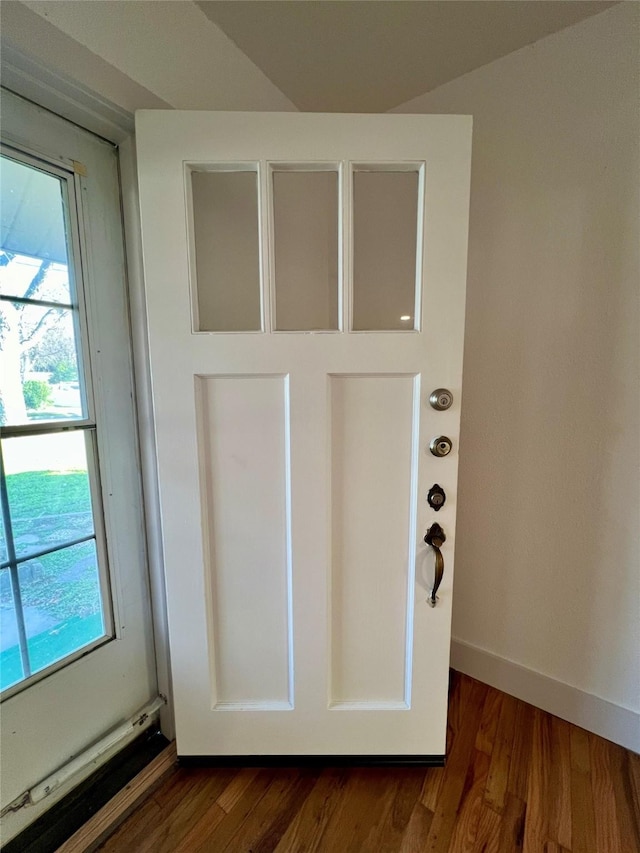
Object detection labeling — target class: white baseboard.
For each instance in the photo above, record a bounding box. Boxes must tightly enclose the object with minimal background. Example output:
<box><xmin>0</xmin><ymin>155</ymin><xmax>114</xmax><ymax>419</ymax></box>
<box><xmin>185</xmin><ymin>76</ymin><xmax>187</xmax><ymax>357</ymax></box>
<box><xmin>450</xmin><ymin>639</ymin><xmax>640</xmax><ymax>754</ymax></box>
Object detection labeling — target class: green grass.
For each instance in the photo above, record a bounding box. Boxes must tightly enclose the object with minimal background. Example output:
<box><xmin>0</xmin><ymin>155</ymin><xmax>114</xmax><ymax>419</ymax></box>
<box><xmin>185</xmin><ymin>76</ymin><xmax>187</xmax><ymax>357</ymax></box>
<box><xmin>0</xmin><ymin>470</ymin><xmax>104</xmax><ymax>691</ymax></box>
<box><xmin>6</xmin><ymin>469</ymin><xmax>91</xmax><ymax>520</ymax></box>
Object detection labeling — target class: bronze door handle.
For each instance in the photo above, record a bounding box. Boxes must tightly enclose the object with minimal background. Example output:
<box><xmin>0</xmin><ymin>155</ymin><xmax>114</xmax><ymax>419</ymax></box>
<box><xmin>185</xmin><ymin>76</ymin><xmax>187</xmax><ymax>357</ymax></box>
<box><xmin>424</xmin><ymin>522</ymin><xmax>446</xmax><ymax>607</ymax></box>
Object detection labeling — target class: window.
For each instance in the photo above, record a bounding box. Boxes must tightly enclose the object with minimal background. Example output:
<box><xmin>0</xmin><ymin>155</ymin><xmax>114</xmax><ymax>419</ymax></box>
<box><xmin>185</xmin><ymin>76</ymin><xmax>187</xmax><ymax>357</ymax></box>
<box><xmin>0</xmin><ymin>147</ymin><xmax>112</xmax><ymax>696</ymax></box>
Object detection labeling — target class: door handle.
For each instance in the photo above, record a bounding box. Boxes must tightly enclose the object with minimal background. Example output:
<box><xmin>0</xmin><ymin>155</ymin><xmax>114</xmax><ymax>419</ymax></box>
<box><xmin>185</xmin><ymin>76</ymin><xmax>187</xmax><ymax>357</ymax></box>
<box><xmin>424</xmin><ymin>522</ymin><xmax>446</xmax><ymax>607</ymax></box>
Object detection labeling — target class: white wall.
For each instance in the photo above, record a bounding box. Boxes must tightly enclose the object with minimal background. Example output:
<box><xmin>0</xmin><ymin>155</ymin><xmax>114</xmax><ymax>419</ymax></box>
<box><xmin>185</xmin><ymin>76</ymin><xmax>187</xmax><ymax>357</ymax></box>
<box><xmin>395</xmin><ymin>3</ymin><xmax>639</xmax><ymax>749</ymax></box>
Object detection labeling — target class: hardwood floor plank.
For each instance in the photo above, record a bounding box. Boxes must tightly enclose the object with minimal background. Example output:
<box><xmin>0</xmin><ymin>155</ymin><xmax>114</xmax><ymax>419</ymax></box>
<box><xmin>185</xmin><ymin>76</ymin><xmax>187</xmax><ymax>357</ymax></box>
<box><xmin>229</xmin><ymin>768</ymin><xmax>320</xmax><ymax>853</ymax></box>
<box><xmin>112</xmin><ymin>767</ymin><xmax>204</xmax><ymax>852</ymax></box>
<box><xmin>399</xmin><ymin>802</ymin><xmax>435</xmax><ymax>853</ymax></box>
<box><xmin>446</xmin><ymin>749</ymin><xmax>491</xmax><ymax>852</ymax></box>
<box><xmin>93</xmin><ymin>674</ymin><xmax>637</xmax><ymax>853</ymax></box>
<box><xmin>589</xmin><ymin>733</ymin><xmax>623</xmax><ymax>853</ymax></box>
<box><xmin>608</xmin><ymin>742</ymin><xmax>640</xmax><ymax>852</ymax></box>
<box><xmin>423</xmin><ymin>678</ymin><xmax>488</xmax><ymax>851</ymax></box>
<box><xmin>570</xmin><ymin>726</ymin><xmax>592</xmax><ymax>774</ymax></box>
<box><xmin>362</xmin><ymin>767</ymin><xmax>425</xmax><ymax>852</ymax></box>
<box><xmin>570</xmin><ymin>727</ymin><xmax>597</xmax><ymax>853</ymax></box>
<box><xmin>188</xmin><ymin>768</ymin><xmax>277</xmax><ymax>853</ymax></box>
<box><xmin>98</xmin><ymin>795</ymin><xmax>164</xmax><ymax>853</ymax></box>
<box><xmin>421</xmin><ymin>767</ymin><xmax>446</xmax><ymax>813</ymax></box>
<box><xmin>421</xmin><ymin>674</ymin><xmax>477</xmax><ymax>814</ymax></box>
<box><xmin>497</xmin><ymin>793</ymin><xmax>526</xmax><ymax>852</ymax></box>
<box><xmin>304</xmin><ymin>767</ymin><xmax>403</xmax><ymax>852</ymax></box>
<box><xmin>508</xmin><ymin>700</ymin><xmax>535</xmax><ymax>802</ymax></box>
<box><xmin>548</xmin><ymin>717</ymin><xmax>572</xmax><ymax>849</ymax></box>
<box><xmin>484</xmin><ymin>692</ymin><xmax>518</xmax><ymax>813</ymax></box>
<box><xmin>137</xmin><ymin>767</ymin><xmax>237</xmax><ymax>853</ymax></box>
<box><xmin>172</xmin><ymin>801</ymin><xmax>227</xmax><ymax>852</ymax></box>
<box><xmin>475</xmin><ymin>688</ymin><xmax>503</xmax><ymax>757</ymax></box>
<box><xmin>628</xmin><ymin>749</ymin><xmax>640</xmax><ymax>810</ymax></box>
<box><xmin>446</xmin><ymin>672</ymin><xmax>477</xmax><ymax>741</ymax></box>
<box><xmin>273</xmin><ymin>768</ymin><xmax>349</xmax><ymax>853</ymax></box>
<box><xmin>523</xmin><ymin>707</ymin><xmax>551</xmax><ymax>851</ymax></box>
<box><xmin>470</xmin><ymin>803</ymin><xmax>501</xmax><ymax>853</ymax></box>
<box><xmin>216</xmin><ymin>766</ymin><xmax>261</xmax><ymax>814</ymax></box>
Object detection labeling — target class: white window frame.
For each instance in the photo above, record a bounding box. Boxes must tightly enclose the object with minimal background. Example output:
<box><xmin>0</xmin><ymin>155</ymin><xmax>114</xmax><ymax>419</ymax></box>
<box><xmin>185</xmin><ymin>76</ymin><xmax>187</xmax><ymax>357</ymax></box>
<box><xmin>0</xmin><ymin>141</ymin><xmax>117</xmax><ymax>700</ymax></box>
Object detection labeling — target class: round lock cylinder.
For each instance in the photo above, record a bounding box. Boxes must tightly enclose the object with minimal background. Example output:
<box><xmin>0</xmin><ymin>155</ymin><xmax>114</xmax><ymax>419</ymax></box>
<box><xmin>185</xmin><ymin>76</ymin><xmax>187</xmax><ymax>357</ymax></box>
<box><xmin>430</xmin><ymin>436</ymin><xmax>453</xmax><ymax>457</ymax></box>
<box><xmin>429</xmin><ymin>388</ymin><xmax>453</xmax><ymax>411</ymax></box>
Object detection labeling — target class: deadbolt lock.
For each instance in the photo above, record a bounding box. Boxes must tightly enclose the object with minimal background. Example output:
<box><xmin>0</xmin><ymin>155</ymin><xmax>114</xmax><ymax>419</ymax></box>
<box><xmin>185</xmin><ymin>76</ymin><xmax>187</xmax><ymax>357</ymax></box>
<box><xmin>430</xmin><ymin>436</ymin><xmax>453</xmax><ymax>458</ymax></box>
<box><xmin>429</xmin><ymin>388</ymin><xmax>453</xmax><ymax>411</ymax></box>
<box><xmin>427</xmin><ymin>484</ymin><xmax>446</xmax><ymax>511</ymax></box>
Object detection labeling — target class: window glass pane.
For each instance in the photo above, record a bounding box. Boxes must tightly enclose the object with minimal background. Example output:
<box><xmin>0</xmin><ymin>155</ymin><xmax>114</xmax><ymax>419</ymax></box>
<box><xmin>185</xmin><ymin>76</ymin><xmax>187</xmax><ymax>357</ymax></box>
<box><xmin>273</xmin><ymin>171</ymin><xmax>339</xmax><ymax>331</ymax></box>
<box><xmin>0</xmin><ymin>155</ymin><xmax>72</xmax><ymax>303</ymax></box>
<box><xmin>191</xmin><ymin>170</ymin><xmax>261</xmax><ymax>332</ymax></box>
<box><xmin>0</xmin><ymin>254</ymin><xmax>72</xmax><ymax>305</ymax></box>
<box><xmin>0</xmin><ymin>302</ymin><xmax>83</xmax><ymax>426</ymax></box>
<box><xmin>352</xmin><ymin>170</ymin><xmax>419</xmax><ymax>331</ymax></box>
<box><xmin>0</xmin><ymin>590</ymin><xmax>25</xmax><ymax>691</ymax></box>
<box><xmin>10</xmin><ymin>541</ymin><xmax>103</xmax><ymax>679</ymax></box>
<box><xmin>0</xmin><ymin>510</ymin><xmax>7</xmax><ymax>565</ymax></box>
<box><xmin>3</xmin><ymin>432</ymin><xmax>95</xmax><ymax>560</ymax></box>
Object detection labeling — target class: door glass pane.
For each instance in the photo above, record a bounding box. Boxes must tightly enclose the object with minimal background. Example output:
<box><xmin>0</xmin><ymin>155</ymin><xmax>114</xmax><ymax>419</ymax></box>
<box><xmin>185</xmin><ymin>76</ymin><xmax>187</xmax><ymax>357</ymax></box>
<box><xmin>352</xmin><ymin>170</ymin><xmax>419</xmax><ymax>331</ymax></box>
<box><xmin>191</xmin><ymin>170</ymin><xmax>261</xmax><ymax>332</ymax></box>
<box><xmin>273</xmin><ymin>171</ymin><xmax>339</xmax><ymax>331</ymax></box>
<box><xmin>0</xmin><ymin>155</ymin><xmax>72</xmax><ymax>303</ymax></box>
<box><xmin>3</xmin><ymin>432</ymin><xmax>95</xmax><ymax>560</ymax></box>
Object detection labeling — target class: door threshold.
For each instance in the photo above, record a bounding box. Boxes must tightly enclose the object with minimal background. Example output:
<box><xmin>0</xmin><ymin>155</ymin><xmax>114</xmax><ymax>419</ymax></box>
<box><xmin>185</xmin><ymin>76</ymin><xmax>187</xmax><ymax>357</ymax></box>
<box><xmin>3</xmin><ymin>730</ymin><xmax>172</xmax><ymax>853</ymax></box>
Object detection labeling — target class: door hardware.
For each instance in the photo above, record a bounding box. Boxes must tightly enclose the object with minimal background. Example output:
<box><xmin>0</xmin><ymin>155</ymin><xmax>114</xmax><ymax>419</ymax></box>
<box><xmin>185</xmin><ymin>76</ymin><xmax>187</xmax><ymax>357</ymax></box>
<box><xmin>424</xmin><ymin>522</ymin><xmax>446</xmax><ymax>607</ymax></box>
<box><xmin>430</xmin><ymin>436</ymin><xmax>452</xmax><ymax>457</ymax></box>
<box><xmin>427</xmin><ymin>484</ymin><xmax>446</xmax><ymax>511</ymax></box>
<box><xmin>429</xmin><ymin>389</ymin><xmax>453</xmax><ymax>411</ymax></box>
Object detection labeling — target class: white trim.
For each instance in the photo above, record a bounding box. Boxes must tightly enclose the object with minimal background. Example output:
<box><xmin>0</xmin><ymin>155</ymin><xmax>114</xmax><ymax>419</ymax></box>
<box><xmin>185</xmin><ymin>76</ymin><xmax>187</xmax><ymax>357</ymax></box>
<box><xmin>1</xmin><ymin>44</ymin><xmax>133</xmax><ymax>144</ymax></box>
<box><xmin>0</xmin><ymin>697</ymin><xmax>165</xmax><ymax>817</ymax></box>
<box><xmin>118</xmin><ymin>136</ymin><xmax>175</xmax><ymax>740</ymax></box>
<box><xmin>451</xmin><ymin>639</ymin><xmax>640</xmax><ymax>754</ymax></box>
<box><xmin>29</xmin><ymin>696</ymin><xmax>165</xmax><ymax>805</ymax></box>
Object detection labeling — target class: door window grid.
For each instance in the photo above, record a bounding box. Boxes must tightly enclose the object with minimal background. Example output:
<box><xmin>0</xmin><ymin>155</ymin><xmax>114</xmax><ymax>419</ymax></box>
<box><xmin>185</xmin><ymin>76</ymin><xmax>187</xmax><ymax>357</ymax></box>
<box><xmin>0</xmin><ymin>146</ymin><xmax>112</xmax><ymax>697</ymax></box>
<box><xmin>186</xmin><ymin>161</ymin><xmax>424</xmax><ymax>335</ymax></box>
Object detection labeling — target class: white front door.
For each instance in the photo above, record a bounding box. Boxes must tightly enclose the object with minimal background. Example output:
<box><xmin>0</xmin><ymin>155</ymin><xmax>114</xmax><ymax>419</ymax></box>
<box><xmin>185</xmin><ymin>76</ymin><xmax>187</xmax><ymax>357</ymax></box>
<box><xmin>136</xmin><ymin>111</ymin><xmax>471</xmax><ymax>757</ymax></box>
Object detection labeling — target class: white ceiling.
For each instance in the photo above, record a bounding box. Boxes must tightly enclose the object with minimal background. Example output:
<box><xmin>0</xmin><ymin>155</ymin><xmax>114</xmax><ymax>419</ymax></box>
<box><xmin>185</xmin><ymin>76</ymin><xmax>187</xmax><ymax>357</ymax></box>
<box><xmin>198</xmin><ymin>1</ymin><xmax>619</xmax><ymax>112</ymax></box>
<box><xmin>1</xmin><ymin>1</ymin><xmax>619</xmax><ymax>117</ymax></box>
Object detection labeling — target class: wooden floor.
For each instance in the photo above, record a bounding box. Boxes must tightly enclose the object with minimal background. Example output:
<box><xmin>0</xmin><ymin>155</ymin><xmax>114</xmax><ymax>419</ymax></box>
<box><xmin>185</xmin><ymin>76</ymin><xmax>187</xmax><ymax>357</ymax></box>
<box><xmin>98</xmin><ymin>673</ymin><xmax>639</xmax><ymax>852</ymax></box>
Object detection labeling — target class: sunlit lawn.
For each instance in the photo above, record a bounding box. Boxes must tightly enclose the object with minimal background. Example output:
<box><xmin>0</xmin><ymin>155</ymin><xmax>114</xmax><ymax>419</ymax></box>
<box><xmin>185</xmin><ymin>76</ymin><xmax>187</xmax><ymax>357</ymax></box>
<box><xmin>0</xmin><ymin>470</ymin><xmax>104</xmax><ymax>690</ymax></box>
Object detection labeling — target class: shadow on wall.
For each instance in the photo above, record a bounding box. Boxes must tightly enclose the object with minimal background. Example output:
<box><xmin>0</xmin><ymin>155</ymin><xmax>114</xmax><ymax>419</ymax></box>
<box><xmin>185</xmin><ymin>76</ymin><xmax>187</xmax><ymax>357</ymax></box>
<box><xmin>414</xmin><ymin>2</ymin><xmax>640</xmax><ymax>713</ymax></box>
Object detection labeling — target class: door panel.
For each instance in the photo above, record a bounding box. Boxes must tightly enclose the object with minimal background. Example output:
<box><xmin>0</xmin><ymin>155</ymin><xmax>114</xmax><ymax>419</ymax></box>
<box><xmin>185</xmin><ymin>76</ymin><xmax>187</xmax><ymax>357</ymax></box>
<box><xmin>196</xmin><ymin>373</ymin><xmax>292</xmax><ymax>709</ymax></box>
<box><xmin>136</xmin><ymin>111</ymin><xmax>472</xmax><ymax>757</ymax></box>
<box><xmin>329</xmin><ymin>374</ymin><xmax>417</xmax><ymax>709</ymax></box>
